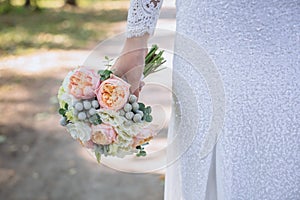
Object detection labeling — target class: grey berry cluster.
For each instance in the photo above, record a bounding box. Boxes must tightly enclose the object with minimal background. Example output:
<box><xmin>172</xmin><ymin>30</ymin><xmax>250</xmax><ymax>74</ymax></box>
<box><xmin>73</xmin><ymin>99</ymin><xmax>100</xmax><ymax>124</ymax></box>
<box><xmin>119</xmin><ymin>95</ymin><xmax>153</xmax><ymax>124</ymax></box>
<box><xmin>119</xmin><ymin>95</ymin><xmax>143</xmax><ymax>123</ymax></box>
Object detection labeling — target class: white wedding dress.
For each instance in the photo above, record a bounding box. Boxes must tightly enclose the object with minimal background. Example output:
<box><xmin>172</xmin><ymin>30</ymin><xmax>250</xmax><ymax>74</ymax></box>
<box><xmin>127</xmin><ymin>0</ymin><xmax>300</xmax><ymax>199</ymax></box>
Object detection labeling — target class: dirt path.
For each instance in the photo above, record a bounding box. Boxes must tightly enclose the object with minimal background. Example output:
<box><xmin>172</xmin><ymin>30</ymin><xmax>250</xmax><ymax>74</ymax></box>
<box><xmin>0</xmin><ymin>67</ymin><xmax>165</xmax><ymax>200</ymax></box>
<box><xmin>0</xmin><ymin>5</ymin><xmax>176</xmax><ymax>198</ymax></box>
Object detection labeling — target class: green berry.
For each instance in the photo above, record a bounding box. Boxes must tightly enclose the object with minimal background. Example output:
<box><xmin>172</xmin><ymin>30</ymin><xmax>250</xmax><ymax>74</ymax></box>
<box><xmin>133</xmin><ymin>114</ymin><xmax>142</xmax><ymax>123</ymax></box>
<box><xmin>132</xmin><ymin>102</ymin><xmax>139</xmax><ymax>111</ymax></box>
<box><xmin>145</xmin><ymin>106</ymin><xmax>152</xmax><ymax>114</ymax></box>
<box><xmin>73</xmin><ymin>109</ymin><xmax>78</xmax><ymax>116</ymax></box>
<box><xmin>83</xmin><ymin>101</ymin><xmax>91</xmax><ymax>110</ymax></box>
<box><xmin>129</xmin><ymin>95</ymin><xmax>137</xmax><ymax>103</ymax></box>
<box><xmin>144</xmin><ymin>115</ymin><xmax>153</xmax><ymax>122</ymax></box>
<box><xmin>136</xmin><ymin>110</ymin><xmax>144</xmax><ymax>117</ymax></box>
<box><xmin>78</xmin><ymin>112</ymin><xmax>87</xmax><ymax>120</ymax></box>
<box><xmin>89</xmin><ymin>108</ymin><xmax>96</xmax><ymax>115</ymax></box>
<box><xmin>60</xmin><ymin>117</ymin><xmax>67</xmax><ymax>126</ymax></box>
<box><xmin>89</xmin><ymin>114</ymin><xmax>97</xmax><ymax>123</ymax></box>
<box><xmin>75</xmin><ymin>102</ymin><xmax>83</xmax><ymax>111</ymax></box>
<box><xmin>124</xmin><ymin>103</ymin><xmax>132</xmax><ymax>112</ymax></box>
<box><xmin>125</xmin><ymin>112</ymin><xmax>134</xmax><ymax>120</ymax></box>
<box><xmin>91</xmin><ymin>100</ymin><xmax>99</xmax><ymax>108</ymax></box>
<box><xmin>72</xmin><ymin>101</ymin><xmax>78</xmax><ymax>107</ymax></box>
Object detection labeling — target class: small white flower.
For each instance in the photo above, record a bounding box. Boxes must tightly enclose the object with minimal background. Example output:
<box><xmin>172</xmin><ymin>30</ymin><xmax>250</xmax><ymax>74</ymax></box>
<box><xmin>62</xmin><ymin>71</ymin><xmax>73</xmax><ymax>92</ymax></box>
<box><xmin>66</xmin><ymin>122</ymin><xmax>91</xmax><ymax>142</ymax></box>
<box><xmin>98</xmin><ymin>109</ymin><xmax>126</xmax><ymax>126</ymax></box>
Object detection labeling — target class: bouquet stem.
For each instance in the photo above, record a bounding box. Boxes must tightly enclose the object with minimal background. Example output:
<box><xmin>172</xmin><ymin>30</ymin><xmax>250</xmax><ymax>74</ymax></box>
<box><xmin>144</xmin><ymin>45</ymin><xmax>167</xmax><ymax>78</ymax></box>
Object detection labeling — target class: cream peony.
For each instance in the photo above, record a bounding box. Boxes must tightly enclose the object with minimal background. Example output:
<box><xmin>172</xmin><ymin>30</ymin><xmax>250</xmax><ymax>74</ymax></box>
<box><xmin>95</xmin><ymin>75</ymin><xmax>130</xmax><ymax>110</ymax></box>
<box><xmin>68</xmin><ymin>67</ymin><xmax>100</xmax><ymax>99</ymax></box>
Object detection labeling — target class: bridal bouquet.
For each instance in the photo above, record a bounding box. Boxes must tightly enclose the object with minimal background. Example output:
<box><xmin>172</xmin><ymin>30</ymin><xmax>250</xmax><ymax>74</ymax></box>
<box><xmin>57</xmin><ymin>45</ymin><xmax>166</xmax><ymax>163</ymax></box>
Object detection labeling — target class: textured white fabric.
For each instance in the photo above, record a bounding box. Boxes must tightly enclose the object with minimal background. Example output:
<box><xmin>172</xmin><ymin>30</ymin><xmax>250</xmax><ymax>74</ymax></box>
<box><xmin>127</xmin><ymin>0</ymin><xmax>300</xmax><ymax>199</ymax></box>
<box><xmin>173</xmin><ymin>0</ymin><xmax>300</xmax><ymax>199</ymax></box>
<box><xmin>126</xmin><ymin>0</ymin><xmax>163</xmax><ymax>38</ymax></box>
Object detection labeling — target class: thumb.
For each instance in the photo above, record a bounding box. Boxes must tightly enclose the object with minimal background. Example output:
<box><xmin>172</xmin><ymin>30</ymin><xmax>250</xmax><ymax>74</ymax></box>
<box><xmin>128</xmin><ymin>77</ymin><xmax>141</xmax><ymax>98</ymax></box>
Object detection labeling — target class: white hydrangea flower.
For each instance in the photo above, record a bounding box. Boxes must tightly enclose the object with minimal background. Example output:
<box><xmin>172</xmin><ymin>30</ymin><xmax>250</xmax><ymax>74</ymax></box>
<box><xmin>107</xmin><ymin>143</ymin><xmax>119</xmax><ymax>156</ymax></box>
<box><xmin>98</xmin><ymin>109</ymin><xmax>126</xmax><ymax>126</ymax></box>
<box><xmin>57</xmin><ymin>70</ymin><xmax>77</xmax><ymax>107</ymax></box>
<box><xmin>66</xmin><ymin>121</ymin><xmax>91</xmax><ymax>142</ymax></box>
<box><xmin>62</xmin><ymin>71</ymin><xmax>73</xmax><ymax>92</ymax></box>
<box><xmin>117</xmin><ymin>121</ymin><xmax>150</xmax><ymax>136</ymax></box>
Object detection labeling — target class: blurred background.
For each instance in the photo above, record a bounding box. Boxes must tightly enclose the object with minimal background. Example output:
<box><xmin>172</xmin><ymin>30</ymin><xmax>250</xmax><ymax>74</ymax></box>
<box><xmin>0</xmin><ymin>0</ymin><xmax>175</xmax><ymax>199</ymax></box>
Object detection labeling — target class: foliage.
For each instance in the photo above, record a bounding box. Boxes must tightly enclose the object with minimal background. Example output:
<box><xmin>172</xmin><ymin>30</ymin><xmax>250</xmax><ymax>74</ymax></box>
<box><xmin>144</xmin><ymin>44</ymin><xmax>167</xmax><ymax>78</ymax></box>
<box><xmin>98</xmin><ymin>69</ymin><xmax>113</xmax><ymax>81</ymax></box>
<box><xmin>0</xmin><ymin>1</ymin><xmax>128</xmax><ymax>57</ymax></box>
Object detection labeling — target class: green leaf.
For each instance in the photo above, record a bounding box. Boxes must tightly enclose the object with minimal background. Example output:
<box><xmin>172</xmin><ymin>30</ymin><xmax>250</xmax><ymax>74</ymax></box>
<box><xmin>99</xmin><ymin>69</ymin><xmax>113</xmax><ymax>81</ymax></box>
<box><xmin>145</xmin><ymin>45</ymin><xmax>158</xmax><ymax>64</ymax></box>
<box><xmin>138</xmin><ymin>102</ymin><xmax>145</xmax><ymax>111</ymax></box>
<box><xmin>98</xmin><ymin>69</ymin><xmax>105</xmax><ymax>75</ymax></box>
<box><xmin>96</xmin><ymin>114</ymin><xmax>102</xmax><ymax>124</ymax></box>
<box><xmin>145</xmin><ymin>106</ymin><xmax>152</xmax><ymax>114</ymax></box>
<box><xmin>95</xmin><ymin>152</ymin><xmax>101</xmax><ymax>164</ymax></box>
<box><xmin>90</xmin><ymin>114</ymin><xmax>102</xmax><ymax>125</ymax></box>
<box><xmin>59</xmin><ymin>108</ymin><xmax>66</xmax><ymax>116</ymax></box>
<box><xmin>136</xmin><ymin>145</ymin><xmax>141</xmax><ymax>150</ymax></box>
<box><xmin>143</xmin><ymin>44</ymin><xmax>166</xmax><ymax>78</ymax></box>
<box><xmin>141</xmin><ymin>142</ymin><xmax>149</xmax><ymax>146</ymax></box>
<box><xmin>64</xmin><ymin>103</ymin><xmax>69</xmax><ymax>110</ymax></box>
<box><xmin>140</xmin><ymin>150</ymin><xmax>147</xmax><ymax>157</ymax></box>
<box><xmin>103</xmin><ymin>69</ymin><xmax>111</xmax><ymax>75</ymax></box>
<box><xmin>144</xmin><ymin>115</ymin><xmax>153</xmax><ymax>122</ymax></box>
<box><xmin>136</xmin><ymin>149</ymin><xmax>147</xmax><ymax>157</ymax></box>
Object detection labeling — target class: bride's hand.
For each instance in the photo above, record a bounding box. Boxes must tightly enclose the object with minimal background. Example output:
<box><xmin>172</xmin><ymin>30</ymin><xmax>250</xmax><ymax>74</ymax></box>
<box><xmin>112</xmin><ymin>34</ymin><xmax>149</xmax><ymax>97</ymax></box>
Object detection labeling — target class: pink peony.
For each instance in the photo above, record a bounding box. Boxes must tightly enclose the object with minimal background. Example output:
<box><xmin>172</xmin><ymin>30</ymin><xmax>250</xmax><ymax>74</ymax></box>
<box><xmin>91</xmin><ymin>124</ymin><xmax>117</xmax><ymax>145</ymax></box>
<box><xmin>95</xmin><ymin>74</ymin><xmax>130</xmax><ymax>110</ymax></box>
<box><xmin>68</xmin><ymin>67</ymin><xmax>100</xmax><ymax>99</ymax></box>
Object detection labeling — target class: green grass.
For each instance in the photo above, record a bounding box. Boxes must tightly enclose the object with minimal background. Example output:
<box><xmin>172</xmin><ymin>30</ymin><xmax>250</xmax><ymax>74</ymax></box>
<box><xmin>0</xmin><ymin>2</ymin><xmax>128</xmax><ymax>57</ymax></box>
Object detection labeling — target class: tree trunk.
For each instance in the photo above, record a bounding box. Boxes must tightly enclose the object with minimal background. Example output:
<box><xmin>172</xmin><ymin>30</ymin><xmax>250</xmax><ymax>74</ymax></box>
<box><xmin>24</xmin><ymin>0</ymin><xmax>30</xmax><ymax>7</ymax></box>
<box><xmin>24</xmin><ymin>0</ymin><xmax>40</xmax><ymax>10</ymax></box>
<box><xmin>65</xmin><ymin>0</ymin><xmax>77</xmax><ymax>6</ymax></box>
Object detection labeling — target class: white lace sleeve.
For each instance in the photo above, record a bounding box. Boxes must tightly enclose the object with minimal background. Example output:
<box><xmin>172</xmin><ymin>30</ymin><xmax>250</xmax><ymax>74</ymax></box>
<box><xmin>126</xmin><ymin>0</ymin><xmax>163</xmax><ymax>38</ymax></box>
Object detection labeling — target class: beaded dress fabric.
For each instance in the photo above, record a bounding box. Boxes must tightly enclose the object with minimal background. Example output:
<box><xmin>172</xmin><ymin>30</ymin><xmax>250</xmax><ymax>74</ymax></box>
<box><xmin>126</xmin><ymin>0</ymin><xmax>300</xmax><ymax>199</ymax></box>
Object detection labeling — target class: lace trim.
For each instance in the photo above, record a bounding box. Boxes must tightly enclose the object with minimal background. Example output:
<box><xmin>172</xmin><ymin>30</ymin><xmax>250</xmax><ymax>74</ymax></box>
<box><xmin>127</xmin><ymin>0</ymin><xmax>163</xmax><ymax>38</ymax></box>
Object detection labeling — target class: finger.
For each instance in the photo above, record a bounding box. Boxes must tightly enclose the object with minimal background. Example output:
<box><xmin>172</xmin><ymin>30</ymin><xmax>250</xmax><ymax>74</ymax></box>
<box><xmin>133</xmin><ymin>88</ymin><xmax>140</xmax><ymax>98</ymax></box>
<box><xmin>124</xmin><ymin>65</ymin><xmax>143</xmax><ymax>91</ymax></box>
<box><xmin>139</xmin><ymin>81</ymin><xmax>145</xmax><ymax>91</ymax></box>
<box><xmin>129</xmin><ymin>78</ymin><xmax>141</xmax><ymax>95</ymax></box>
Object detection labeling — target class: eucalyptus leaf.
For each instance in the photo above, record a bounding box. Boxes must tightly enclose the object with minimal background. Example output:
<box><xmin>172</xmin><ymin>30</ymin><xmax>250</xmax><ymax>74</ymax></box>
<box><xmin>138</xmin><ymin>102</ymin><xmax>145</xmax><ymax>111</ymax></box>
<box><xmin>136</xmin><ymin>145</ymin><xmax>141</xmax><ymax>150</ymax></box>
<box><xmin>145</xmin><ymin>106</ymin><xmax>152</xmax><ymax>114</ymax></box>
<box><xmin>144</xmin><ymin>115</ymin><xmax>153</xmax><ymax>122</ymax></box>
<box><xmin>95</xmin><ymin>152</ymin><xmax>101</xmax><ymax>164</ymax></box>
<box><xmin>99</xmin><ymin>69</ymin><xmax>113</xmax><ymax>81</ymax></box>
<box><xmin>59</xmin><ymin>108</ymin><xmax>66</xmax><ymax>116</ymax></box>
